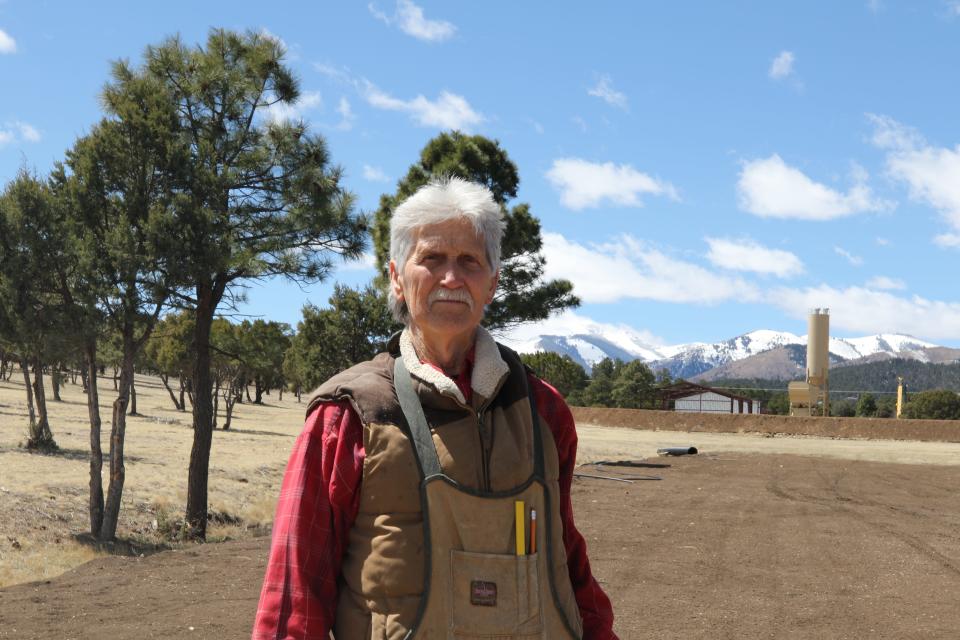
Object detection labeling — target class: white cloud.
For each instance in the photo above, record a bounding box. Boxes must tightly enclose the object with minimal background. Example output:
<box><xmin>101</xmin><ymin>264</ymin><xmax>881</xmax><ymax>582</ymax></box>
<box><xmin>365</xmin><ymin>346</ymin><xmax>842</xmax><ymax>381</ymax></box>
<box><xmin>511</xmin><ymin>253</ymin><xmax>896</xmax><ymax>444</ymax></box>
<box><xmin>368</xmin><ymin>3</ymin><xmax>391</xmax><ymax>23</ymax></box>
<box><xmin>16</xmin><ymin>122</ymin><xmax>40</xmax><ymax>142</ymax></box>
<box><xmin>876</xmin><ymin>237</ymin><xmax>890</xmax><ymax>246</ymax></box>
<box><xmin>364</xmin><ymin>82</ymin><xmax>483</xmax><ymax>129</ymax></box>
<box><xmin>705</xmin><ymin>237</ymin><xmax>804</xmax><ymax>277</ymax></box>
<box><xmin>833</xmin><ymin>246</ymin><xmax>864</xmax><ymax>266</ymax></box>
<box><xmin>0</xmin><ymin>28</ymin><xmax>15</xmax><ymax>54</ymax></box>
<box><xmin>769</xmin><ymin>51</ymin><xmax>795</xmax><ymax>79</ymax></box>
<box><xmin>867</xmin><ymin>0</ymin><xmax>884</xmax><ymax>13</ymax></box>
<box><xmin>314</xmin><ymin>62</ymin><xmax>353</xmax><ymax>84</ymax></box>
<box><xmin>571</xmin><ymin>116</ymin><xmax>588</xmax><ymax>133</ymax></box>
<box><xmin>369</xmin><ymin>0</ymin><xmax>456</xmax><ymax>42</ymax></box>
<box><xmin>263</xmin><ymin>91</ymin><xmax>322</xmax><ymax>123</ymax></box>
<box><xmin>770</xmin><ymin>285</ymin><xmax>960</xmax><ymax>341</ymax></box>
<box><xmin>934</xmin><ymin>232</ymin><xmax>960</xmax><ymax>248</ymax></box>
<box><xmin>0</xmin><ymin>121</ymin><xmax>41</xmax><ymax>145</ymax></box>
<box><xmin>587</xmin><ymin>75</ymin><xmax>628</xmax><ymax>110</ymax></box>
<box><xmin>336</xmin><ymin>97</ymin><xmax>355</xmax><ymax>130</ymax></box>
<box><xmin>869</xmin><ymin>113</ymin><xmax>960</xmax><ymax>243</ymax></box>
<box><xmin>737</xmin><ymin>154</ymin><xmax>892</xmax><ymax>220</ymax></box>
<box><xmin>542</xmin><ymin>232</ymin><xmax>755</xmax><ymax>305</ymax></box>
<box><xmin>338</xmin><ymin>252</ymin><xmax>377</xmax><ymax>272</ymax></box>
<box><xmin>363</xmin><ymin>164</ymin><xmax>390</xmax><ymax>182</ymax></box>
<box><xmin>530</xmin><ymin>120</ymin><xmax>544</xmax><ymax>134</ymax></box>
<box><xmin>866</xmin><ymin>276</ymin><xmax>906</xmax><ymax>290</ymax></box>
<box><xmin>949</xmin><ymin>1</ymin><xmax>960</xmax><ymax>17</ymax></box>
<box><xmin>545</xmin><ymin>158</ymin><xmax>679</xmax><ymax>210</ymax></box>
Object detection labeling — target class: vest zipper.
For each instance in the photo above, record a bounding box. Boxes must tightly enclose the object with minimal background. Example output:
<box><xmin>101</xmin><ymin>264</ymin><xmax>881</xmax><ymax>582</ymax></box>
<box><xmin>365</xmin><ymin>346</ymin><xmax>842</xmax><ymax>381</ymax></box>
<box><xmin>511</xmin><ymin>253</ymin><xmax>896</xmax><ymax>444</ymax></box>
<box><xmin>476</xmin><ymin>406</ymin><xmax>493</xmax><ymax>492</ymax></box>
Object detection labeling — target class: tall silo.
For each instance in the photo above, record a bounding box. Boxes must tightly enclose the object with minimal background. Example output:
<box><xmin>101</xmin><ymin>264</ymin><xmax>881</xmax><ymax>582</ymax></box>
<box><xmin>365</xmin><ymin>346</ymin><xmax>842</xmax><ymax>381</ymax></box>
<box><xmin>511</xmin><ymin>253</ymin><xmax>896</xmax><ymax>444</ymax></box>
<box><xmin>806</xmin><ymin>308</ymin><xmax>830</xmax><ymax>416</ymax></box>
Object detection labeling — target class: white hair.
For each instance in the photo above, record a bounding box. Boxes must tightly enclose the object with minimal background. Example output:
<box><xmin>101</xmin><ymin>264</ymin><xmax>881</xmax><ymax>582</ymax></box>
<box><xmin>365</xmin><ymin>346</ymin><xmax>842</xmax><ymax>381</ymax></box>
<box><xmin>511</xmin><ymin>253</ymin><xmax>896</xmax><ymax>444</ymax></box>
<box><xmin>388</xmin><ymin>177</ymin><xmax>505</xmax><ymax>323</ymax></box>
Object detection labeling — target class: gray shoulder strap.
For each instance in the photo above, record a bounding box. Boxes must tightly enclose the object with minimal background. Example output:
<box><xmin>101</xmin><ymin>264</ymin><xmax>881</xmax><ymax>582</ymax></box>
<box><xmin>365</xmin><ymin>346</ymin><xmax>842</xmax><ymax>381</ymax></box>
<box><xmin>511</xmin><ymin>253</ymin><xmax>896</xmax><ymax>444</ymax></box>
<box><xmin>393</xmin><ymin>357</ymin><xmax>443</xmax><ymax>478</ymax></box>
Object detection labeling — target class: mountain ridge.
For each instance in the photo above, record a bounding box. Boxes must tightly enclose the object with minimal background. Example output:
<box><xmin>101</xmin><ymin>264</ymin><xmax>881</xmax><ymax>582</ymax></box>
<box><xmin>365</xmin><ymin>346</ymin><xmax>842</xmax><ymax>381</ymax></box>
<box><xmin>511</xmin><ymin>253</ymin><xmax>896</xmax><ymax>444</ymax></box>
<box><xmin>499</xmin><ymin>324</ymin><xmax>953</xmax><ymax>380</ymax></box>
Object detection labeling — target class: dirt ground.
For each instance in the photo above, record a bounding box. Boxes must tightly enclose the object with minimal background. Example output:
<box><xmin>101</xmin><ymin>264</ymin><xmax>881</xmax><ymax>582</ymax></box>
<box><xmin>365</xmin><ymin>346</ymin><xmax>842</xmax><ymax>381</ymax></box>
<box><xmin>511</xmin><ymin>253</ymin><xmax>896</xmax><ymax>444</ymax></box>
<box><xmin>2</xmin><ymin>371</ymin><xmax>960</xmax><ymax>638</ymax></box>
<box><xmin>2</xmin><ymin>444</ymin><xmax>960</xmax><ymax>638</ymax></box>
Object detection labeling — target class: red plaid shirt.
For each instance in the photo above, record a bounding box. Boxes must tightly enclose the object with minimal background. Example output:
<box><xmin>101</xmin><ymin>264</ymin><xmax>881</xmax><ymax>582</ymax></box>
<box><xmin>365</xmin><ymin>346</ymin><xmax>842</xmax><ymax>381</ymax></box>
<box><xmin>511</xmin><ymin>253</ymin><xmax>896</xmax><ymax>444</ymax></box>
<box><xmin>252</xmin><ymin>365</ymin><xmax>618</xmax><ymax>640</ymax></box>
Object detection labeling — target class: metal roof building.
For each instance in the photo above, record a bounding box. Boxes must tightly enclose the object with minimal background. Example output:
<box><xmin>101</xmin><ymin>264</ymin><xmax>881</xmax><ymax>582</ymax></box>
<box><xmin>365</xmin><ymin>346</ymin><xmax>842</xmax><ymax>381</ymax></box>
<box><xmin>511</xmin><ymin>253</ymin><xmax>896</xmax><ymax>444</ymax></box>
<box><xmin>658</xmin><ymin>381</ymin><xmax>759</xmax><ymax>414</ymax></box>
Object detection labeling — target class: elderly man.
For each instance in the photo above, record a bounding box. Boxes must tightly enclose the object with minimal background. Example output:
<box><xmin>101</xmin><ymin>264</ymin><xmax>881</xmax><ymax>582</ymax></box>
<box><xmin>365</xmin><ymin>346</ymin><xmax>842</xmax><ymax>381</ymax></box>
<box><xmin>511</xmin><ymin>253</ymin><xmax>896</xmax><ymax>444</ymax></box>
<box><xmin>253</xmin><ymin>178</ymin><xmax>617</xmax><ymax>639</ymax></box>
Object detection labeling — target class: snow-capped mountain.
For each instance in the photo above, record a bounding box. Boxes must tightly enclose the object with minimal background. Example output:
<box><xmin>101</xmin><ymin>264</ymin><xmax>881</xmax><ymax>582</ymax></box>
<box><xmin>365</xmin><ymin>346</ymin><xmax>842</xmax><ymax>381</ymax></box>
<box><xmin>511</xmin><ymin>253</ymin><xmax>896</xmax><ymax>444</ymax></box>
<box><xmin>499</xmin><ymin>316</ymin><xmax>943</xmax><ymax>377</ymax></box>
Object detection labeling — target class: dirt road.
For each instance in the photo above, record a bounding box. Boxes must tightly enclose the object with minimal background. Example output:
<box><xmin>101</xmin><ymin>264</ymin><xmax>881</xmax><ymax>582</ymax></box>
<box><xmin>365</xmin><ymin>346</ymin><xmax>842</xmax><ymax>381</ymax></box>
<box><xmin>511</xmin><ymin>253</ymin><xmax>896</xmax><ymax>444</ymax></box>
<box><xmin>575</xmin><ymin>423</ymin><xmax>960</xmax><ymax>466</ymax></box>
<box><xmin>2</xmin><ymin>425</ymin><xmax>959</xmax><ymax>639</ymax></box>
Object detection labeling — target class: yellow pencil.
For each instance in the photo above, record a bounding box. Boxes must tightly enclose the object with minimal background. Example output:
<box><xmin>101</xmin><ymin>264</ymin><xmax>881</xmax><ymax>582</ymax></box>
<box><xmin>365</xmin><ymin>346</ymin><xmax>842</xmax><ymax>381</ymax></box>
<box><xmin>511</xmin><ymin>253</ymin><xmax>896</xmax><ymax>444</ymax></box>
<box><xmin>515</xmin><ymin>500</ymin><xmax>525</xmax><ymax>556</ymax></box>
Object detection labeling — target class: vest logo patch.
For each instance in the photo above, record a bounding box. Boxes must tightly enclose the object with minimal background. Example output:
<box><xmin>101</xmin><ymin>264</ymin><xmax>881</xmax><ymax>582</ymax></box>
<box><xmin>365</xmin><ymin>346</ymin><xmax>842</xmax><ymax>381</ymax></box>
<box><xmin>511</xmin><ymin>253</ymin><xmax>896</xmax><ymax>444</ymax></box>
<box><xmin>470</xmin><ymin>580</ymin><xmax>497</xmax><ymax>606</ymax></box>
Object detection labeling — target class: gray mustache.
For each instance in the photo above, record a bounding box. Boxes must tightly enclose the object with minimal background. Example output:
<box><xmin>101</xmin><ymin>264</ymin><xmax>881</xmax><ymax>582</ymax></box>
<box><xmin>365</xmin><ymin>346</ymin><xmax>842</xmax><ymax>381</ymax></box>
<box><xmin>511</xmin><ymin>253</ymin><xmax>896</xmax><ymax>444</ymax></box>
<box><xmin>428</xmin><ymin>288</ymin><xmax>474</xmax><ymax>309</ymax></box>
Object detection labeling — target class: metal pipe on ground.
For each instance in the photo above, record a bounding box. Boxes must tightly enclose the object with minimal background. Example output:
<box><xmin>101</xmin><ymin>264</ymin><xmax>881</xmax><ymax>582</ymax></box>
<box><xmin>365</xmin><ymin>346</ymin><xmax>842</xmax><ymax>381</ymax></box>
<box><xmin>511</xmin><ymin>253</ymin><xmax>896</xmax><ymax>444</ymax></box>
<box><xmin>657</xmin><ymin>446</ymin><xmax>698</xmax><ymax>456</ymax></box>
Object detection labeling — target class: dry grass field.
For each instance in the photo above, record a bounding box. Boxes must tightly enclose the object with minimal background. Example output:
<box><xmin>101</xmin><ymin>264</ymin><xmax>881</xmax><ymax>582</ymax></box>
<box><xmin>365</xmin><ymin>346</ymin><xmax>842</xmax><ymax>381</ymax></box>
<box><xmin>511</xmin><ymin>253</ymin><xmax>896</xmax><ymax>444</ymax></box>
<box><xmin>0</xmin><ymin>367</ymin><xmax>307</xmax><ymax>588</ymax></box>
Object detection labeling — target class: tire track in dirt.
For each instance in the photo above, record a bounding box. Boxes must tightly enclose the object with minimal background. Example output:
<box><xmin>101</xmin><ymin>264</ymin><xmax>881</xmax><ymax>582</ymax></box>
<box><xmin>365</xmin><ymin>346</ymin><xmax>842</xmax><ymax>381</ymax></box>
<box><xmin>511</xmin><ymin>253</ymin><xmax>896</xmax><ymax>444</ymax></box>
<box><xmin>768</xmin><ymin>462</ymin><xmax>960</xmax><ymax>579</ymax></box>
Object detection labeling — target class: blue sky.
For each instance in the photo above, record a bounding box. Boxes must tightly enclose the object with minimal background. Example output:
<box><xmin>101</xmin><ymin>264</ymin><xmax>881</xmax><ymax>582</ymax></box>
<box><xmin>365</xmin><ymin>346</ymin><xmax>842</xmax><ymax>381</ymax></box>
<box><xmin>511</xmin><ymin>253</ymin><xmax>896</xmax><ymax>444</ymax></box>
<box><xmin>2</xmin><ymin>1</ymin><xmax>960</xmax><ymax>348</ymax></box>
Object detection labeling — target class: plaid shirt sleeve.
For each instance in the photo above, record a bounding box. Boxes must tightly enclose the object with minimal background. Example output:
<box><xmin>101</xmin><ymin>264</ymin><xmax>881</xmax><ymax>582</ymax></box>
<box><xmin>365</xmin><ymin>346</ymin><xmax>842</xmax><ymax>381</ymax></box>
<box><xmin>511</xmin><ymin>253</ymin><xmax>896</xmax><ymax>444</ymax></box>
<box><xmin>530</xmin><ymin>374</ymin><xmax>619</xmax><ymax>640</ymax></box>
<box><xmin>252</xmin><ymin>400</ymin><xmax>365</xmax><ymax>640</ymax></box>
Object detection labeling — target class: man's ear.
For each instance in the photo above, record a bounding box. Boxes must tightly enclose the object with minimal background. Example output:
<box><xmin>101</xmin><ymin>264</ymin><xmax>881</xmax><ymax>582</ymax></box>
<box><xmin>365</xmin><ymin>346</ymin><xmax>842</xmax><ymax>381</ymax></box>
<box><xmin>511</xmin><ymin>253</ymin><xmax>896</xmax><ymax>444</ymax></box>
<box><xmin>389</xmin><ymin>260</ymin><xmax>405</xmax><ymax>304</ymax></box>
<box><xmin>486</xmin><ymin>269</ymin><xmax>500</xmax><ymax>305</ymax></box>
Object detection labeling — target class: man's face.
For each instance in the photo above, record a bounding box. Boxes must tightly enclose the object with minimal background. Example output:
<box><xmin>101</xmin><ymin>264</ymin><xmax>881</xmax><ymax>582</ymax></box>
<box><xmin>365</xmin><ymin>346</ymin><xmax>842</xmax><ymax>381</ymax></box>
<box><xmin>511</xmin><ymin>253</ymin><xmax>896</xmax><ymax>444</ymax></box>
<box><xmin>390</xmin><ymin>218</ymin><xmax>499</xmax><ymax>342</ymax></box>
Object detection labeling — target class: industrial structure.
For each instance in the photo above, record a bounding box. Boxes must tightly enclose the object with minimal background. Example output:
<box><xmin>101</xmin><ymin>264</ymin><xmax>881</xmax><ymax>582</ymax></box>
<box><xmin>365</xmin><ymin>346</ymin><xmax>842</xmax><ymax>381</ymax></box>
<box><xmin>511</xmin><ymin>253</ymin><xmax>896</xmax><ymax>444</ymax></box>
<box><xmin>659</xmin><ymin>381</ymin><xmax>759</xmax><ymax>414</ymax></box>
<box><xmin>788</xmin><ymin>308</ymin><xmax>830</xmax><ymax>416</ymax></box>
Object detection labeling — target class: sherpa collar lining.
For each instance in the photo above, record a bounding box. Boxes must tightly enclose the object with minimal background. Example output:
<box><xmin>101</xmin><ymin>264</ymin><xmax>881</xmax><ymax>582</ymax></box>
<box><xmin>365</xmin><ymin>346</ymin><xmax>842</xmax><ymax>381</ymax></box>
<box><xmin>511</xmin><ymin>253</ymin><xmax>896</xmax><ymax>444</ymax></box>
<box><xmin>399</xmin><ymin>327</ymin><xmax>510</xmax><ymax>406</ymax></box>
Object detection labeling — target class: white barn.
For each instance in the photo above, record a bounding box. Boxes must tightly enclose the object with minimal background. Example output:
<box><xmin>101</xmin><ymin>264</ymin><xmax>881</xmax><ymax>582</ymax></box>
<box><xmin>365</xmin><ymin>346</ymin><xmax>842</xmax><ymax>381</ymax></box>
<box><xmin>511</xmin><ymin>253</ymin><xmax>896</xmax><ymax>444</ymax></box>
<box><xmin>660</xmin><ymin>382</ymin><xmax>759</xmax><ymax>414</ymax></box>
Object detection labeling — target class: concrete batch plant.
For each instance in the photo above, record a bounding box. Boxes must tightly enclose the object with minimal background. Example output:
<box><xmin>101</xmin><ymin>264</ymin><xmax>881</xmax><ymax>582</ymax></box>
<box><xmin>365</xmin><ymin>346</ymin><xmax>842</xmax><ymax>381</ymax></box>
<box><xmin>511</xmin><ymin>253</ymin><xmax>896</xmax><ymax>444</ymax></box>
<box><xmin>788</xmin><ymin>308</ymin><xmax>830</xmax><ymax>417</ymax></box>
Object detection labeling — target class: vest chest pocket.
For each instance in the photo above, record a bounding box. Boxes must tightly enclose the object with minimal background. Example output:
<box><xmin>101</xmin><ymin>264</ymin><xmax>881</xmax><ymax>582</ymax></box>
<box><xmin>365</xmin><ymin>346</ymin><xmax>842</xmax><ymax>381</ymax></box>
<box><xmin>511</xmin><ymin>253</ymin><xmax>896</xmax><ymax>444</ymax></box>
<box><xmin>449</xmin><ymin>549</ymin><xmax>542</xmax><ymax>638</ymax></box>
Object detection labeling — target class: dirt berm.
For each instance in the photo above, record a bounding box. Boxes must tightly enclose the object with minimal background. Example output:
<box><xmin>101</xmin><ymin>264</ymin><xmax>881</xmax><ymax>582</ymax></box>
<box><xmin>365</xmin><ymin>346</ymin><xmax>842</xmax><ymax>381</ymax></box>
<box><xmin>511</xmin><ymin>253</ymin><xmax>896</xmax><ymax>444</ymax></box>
<box><xmin>571</xmin><ymin>407</ymin><xmax>960</xmax><ymax>442</ymax></box>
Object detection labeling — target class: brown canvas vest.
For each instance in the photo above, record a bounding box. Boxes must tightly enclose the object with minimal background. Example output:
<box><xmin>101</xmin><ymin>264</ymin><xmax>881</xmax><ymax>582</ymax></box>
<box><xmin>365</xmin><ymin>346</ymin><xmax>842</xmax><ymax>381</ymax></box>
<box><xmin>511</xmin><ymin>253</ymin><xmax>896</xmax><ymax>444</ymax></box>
<box><xmin>308</xmin><ymin>340</ymin><xmax>583</xmax><ymax>639</ymax></box>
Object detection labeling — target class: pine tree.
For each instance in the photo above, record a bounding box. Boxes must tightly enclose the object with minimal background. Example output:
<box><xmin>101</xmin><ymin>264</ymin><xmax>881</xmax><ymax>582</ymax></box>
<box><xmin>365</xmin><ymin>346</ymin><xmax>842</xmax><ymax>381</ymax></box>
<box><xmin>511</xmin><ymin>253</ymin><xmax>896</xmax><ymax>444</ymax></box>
<box><xmin>371</xmin><ymin>132</ymin><xmax>578</xmax><ymax>331</ymax></box>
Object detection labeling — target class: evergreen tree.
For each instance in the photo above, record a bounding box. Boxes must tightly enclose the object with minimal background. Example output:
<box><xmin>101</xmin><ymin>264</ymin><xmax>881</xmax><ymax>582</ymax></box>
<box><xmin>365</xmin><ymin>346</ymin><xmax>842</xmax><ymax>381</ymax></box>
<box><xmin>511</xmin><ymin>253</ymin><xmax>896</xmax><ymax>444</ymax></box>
<box><xmin>610</xmin><ymin>359</ymin><xmax>657</xmax><ymax>409</ymax></box>
<box><xmin>856</xmin><ymin>393</ymin><xmax>878</xmax><ymax>417</ymax></box>
<box><xmin>143</xmin><ymin>311</ymin><xmax>194</xmax><ymax>411</ymax></box>
<box><xmin>578</xmin><ymin>358</ymin><xmax>622</xmax><ymax>407</ymax></box>
<box><xmin>901</xmin><ymin>390</ymin><xmax>960</xmax><ymax>420</ymax></box>
<box><xmin>520</xmin><ymin>351</ymin><xmax>587</xmax><ymax>398</ymax></box>
<box><xmin>239</xmin><ymin>320</ymin><xmax>292</xmax><ymax>404</ymax></box>
<box><xmin>371</xmin><ymin>132</ymin><xmax>578</xmax><ymax>330</ymax></box>
<box><xmin>112</xmin><ymin>29</ymin><xmax>367</xmax><ymax>539</ymax></box>
<box><xmin>0</xmin><ymin>172</ymin><xmax>68</xmax><ymax>451</ymax></box>
<box><xmin>284</xmin><ymin>284</ymin><xmax>395</xmax><ymax>394</ymax></box>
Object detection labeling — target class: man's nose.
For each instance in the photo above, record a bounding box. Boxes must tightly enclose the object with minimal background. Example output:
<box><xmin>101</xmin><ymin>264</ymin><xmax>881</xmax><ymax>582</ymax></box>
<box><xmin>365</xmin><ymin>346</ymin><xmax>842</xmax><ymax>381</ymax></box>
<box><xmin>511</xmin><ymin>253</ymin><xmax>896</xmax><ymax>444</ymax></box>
<box><xmin>438</xmin><ymin>261</ymin><xmax>465</xmax><ymax>286</ymax></box>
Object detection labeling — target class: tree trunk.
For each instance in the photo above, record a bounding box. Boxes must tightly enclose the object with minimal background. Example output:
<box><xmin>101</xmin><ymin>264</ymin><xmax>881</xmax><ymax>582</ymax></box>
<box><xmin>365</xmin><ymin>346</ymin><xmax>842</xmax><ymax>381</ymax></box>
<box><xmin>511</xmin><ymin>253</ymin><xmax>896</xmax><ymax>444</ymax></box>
<box><xmin>222</xmin><ymin>379</ymin><xmax>239</xmax><ymax>431</ymax></box>
<box><xmin>278</xmin><ymin>386</ymin><xmax>283</xmax><ymax>401</ymax></box>
<box><xmin>212</xmin><ymin>377</ymin><xmax>220</xmax><ymax>430</ymax></box>
<box><xmin>245</xmin><ymin>384</ymin><xmax>252</xmax><ymax>403</ymax></box>
<box><xmin>161</xmin><ymin>374</ymin><xmax>183</xmax><ymax>411</ymax></box>
<box><xmin>51</xmin><ymin>366</ymin><xmax>62</xmax><ymax>402</ymax></box>
<box><xmin>254</xmin><ymin>378</ymin><xmax>265</xmax><ymax>404</ymax></box>
<box><xmin>128</xmin><ymin>376</ymin><xmax>138</xmax><ymax>416</ymax></box>
<box><xmin>85</xmin><ymin>341</ymin><xmax>104</xmax><ymax>538</ymax></box>
<box><xmin>21</xmin><ymin>357</ymin><xmax>36</xmax><ymax>428</ymax></box>
<box><xmin>296</xmin><ymin>385</ymin><xmax>301</xmax><ymax>403</ymax></box>
<box><xmin>100</xmin><ymin>330</ymin><xmax>135</xmax><ymax>541</ymax></box>
<box><xmin>185</xmin><ymin>284</ymin><xmax>218</xmax><ymax>540</ymax></box>
<box><xmin>113</xmin><ymin>366</ymin><xmax>119</xmax><ymax>391</ymax></box>
<box><xmin>179</xmin><ymin>375</ymin><xmax>188</xmax><ymax>410</ymax></box>
<box><xmin>80</xmin><ymin>364</ymin><xmax>89</xmax><ymax>393</ymax></box>
<box><xmin>28</xmin><ymin>354</ymin><xmax>56</xmax><ymax>450</ymax></box>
